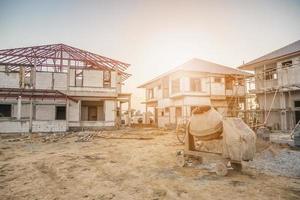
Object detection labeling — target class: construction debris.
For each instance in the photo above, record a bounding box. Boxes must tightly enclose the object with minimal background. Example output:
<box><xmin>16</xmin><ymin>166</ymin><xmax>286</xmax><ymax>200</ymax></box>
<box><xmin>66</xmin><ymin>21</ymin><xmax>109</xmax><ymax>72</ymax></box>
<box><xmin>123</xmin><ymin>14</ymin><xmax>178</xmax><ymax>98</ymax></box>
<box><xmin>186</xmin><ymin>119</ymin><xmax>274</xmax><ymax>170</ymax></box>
<box><xmin>75</xmin><ymin>132</ymin><xmax>100</xmax><ymax>142</ymax></box>
<box><xmin>243</xmin><ymin>147</ymin><xmax>300</xmax><ymax>177</ymax></box>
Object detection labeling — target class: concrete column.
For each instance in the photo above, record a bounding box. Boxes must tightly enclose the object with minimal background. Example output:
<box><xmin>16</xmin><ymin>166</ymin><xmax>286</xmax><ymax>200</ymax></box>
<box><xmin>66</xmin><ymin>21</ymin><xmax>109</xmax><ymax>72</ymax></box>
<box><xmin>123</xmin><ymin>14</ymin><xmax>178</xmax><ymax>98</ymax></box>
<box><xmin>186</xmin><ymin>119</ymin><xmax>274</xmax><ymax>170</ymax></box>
<box><xmin>67</xmin><ymin>60</ymin><xmax>70</xmax><ymax>91</ymax></box>
<box><xmin>31</xmin><ymin>60</ymin><xmax>37</xmax><ymax>89</ymax></box>
<box><xmin>17</xmin><ymin>96</ymin><xmax>22</xmax><ymax>120</ymax></box>
<box><xmin>29</xmin><ymin>99</ymin><xmax>33</xmax><ymax>133</ymax></box>
<box><xmin>66</xmin><ymin>99</ymin><xmax>69</xmax><ymax>131</ymax></box>
<box><xmin>145</xmin><ymin>104</ymin><xmax>148</xmax><ymax>124</ymax></box>
<box><xmin>78</xmin><ymin>100</ymin><xmax>82</xmax><ymax>121</ymax></box>
<box><xmin>128</xmin><ymin>100</ymin><xmax>131</xmax><ymax>127</ymax></box>
<box><xmin>20</xmin><ymin>67</ymin><xmax>25</xmax><ymax>88</ymax></box>
<box><xmin>280</xmin><ymin>92</ymin><xmax>287</xmax><ymax>130</ymax></box>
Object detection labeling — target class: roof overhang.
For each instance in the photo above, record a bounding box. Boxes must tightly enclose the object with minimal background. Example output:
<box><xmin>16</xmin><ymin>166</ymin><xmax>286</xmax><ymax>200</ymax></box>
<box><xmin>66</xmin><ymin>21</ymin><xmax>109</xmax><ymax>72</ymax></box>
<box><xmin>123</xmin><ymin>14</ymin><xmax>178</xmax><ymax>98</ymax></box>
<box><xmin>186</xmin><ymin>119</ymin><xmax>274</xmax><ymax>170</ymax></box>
<box><xmin>239</xmin><ymin>51</ymin><xmax>300</xmax><ymax>71</ymax></box>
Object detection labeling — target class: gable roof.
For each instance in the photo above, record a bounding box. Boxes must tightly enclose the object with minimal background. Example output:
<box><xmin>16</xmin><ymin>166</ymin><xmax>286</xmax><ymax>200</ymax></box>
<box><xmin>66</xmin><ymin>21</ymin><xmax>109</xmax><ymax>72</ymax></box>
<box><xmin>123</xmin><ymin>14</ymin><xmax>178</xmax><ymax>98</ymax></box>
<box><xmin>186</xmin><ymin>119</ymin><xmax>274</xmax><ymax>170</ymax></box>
<box><xmin>138</xmin><ymin>58</ymin><xmax>250</xmax><ymax>88</ymax></box>
<box><xmin>0</xmin><ymin>43</ymin><xmax>131</xmax><ymax>81</ymax></box>
<box><xmin>239</xmin><ymin>40</ymin><xmax>300</xmax><ymax>70</ymax></box>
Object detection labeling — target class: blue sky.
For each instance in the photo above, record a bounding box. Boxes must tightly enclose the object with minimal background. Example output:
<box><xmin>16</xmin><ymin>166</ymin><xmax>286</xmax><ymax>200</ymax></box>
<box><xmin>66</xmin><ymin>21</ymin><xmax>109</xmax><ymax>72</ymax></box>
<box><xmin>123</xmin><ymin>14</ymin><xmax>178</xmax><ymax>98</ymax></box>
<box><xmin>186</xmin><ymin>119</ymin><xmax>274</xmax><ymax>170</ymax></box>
<box><xmin>0</xmin><ymin>0</ymin><xmax>300</xmax><ymax>110</ymax></box>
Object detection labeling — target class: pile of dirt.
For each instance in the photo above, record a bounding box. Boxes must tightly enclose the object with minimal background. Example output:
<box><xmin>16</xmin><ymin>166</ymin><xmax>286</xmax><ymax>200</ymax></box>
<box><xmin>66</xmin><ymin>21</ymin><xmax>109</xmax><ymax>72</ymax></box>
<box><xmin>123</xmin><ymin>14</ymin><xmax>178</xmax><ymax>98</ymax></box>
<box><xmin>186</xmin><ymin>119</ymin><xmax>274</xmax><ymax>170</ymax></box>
<box><xmin>243</xmin><ymin>147</ymin><xmax>300</xmax><ymax>177</ymax></box>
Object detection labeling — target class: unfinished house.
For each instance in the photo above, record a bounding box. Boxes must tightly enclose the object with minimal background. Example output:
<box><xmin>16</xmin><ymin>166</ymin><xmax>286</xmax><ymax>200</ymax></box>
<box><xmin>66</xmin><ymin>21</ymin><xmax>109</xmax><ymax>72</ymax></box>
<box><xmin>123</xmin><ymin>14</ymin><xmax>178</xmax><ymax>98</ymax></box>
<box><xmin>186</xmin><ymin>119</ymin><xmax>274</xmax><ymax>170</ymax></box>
<box><xmin>239</xmin><ymin>40</ymin><xmax>300</xmax><ymax>131</ymax></box>
<box><xmin>138</xmin><ymin>58</ymin><xmax>250</xmax><ymax>128</ymax></box>
<box><xmin>0</xmin><ymin>44</ymin><xmax>131</xmax><ymax>133</ymax></box>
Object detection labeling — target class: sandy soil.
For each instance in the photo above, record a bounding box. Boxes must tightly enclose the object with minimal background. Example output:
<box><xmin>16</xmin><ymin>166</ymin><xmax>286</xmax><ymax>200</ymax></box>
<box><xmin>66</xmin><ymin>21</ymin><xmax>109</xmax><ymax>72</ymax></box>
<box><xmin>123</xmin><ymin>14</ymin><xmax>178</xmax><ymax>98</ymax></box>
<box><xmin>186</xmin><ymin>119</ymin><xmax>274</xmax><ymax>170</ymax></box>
<box><xmin>0</xmin><ymin>128</ymin><xmax>299</xmax><ymax>200</ymax></box>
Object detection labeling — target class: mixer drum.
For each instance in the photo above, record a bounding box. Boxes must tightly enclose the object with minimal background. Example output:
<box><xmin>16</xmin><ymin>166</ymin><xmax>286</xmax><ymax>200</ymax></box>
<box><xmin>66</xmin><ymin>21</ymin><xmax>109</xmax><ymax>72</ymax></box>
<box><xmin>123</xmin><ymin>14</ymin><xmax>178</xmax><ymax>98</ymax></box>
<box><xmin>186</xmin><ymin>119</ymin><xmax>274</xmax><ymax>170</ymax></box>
<box><xmin>189</xmin><ymin>106</ymin><xmax>223</xmax><ymax>141</ymax></box>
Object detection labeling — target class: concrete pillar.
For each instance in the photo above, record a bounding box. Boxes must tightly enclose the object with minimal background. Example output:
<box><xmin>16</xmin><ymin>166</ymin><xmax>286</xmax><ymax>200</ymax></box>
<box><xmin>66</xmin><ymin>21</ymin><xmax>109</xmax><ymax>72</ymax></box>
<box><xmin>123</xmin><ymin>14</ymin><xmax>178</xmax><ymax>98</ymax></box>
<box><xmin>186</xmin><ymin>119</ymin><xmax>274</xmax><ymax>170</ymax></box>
<box><xmin>128</xmin><ymin>97</ymin><xmax>131</xmax><ymax>127</ymax></box>
<box><xmin>280</xmin><ymin>92</ymin><xmax>287</xmax><ymax>130</ymax></box>
<box><xmin>29</xmin><ymin>99</ymin><xmax>33</xmax><ymax>133</ymax></box>
<box><xmin>20</xmin><ymin>67</ymin><xmax>25</xmax><ymax>88</ymax></box>
<box><xmin>78</xmin><ymin>100</ymin><xmax>82</xmax><ymax>121</ymax></box>
<box><xmin>31</xmin><ymin>60</ymin><xmax>37</xmax><ymax>89</ymax></box>
<box><xmin>17</xmin><ymin>96</ymin><xmax>22</xmax><ymax>120</ymax></box>
<box><xmin>145</xmin><ymin>104</ymin><xmax>148</xmax><ymax>124</ymax></box>
<box><xmin>66</xmin><ymin>99</ymin><xmax>69</xmax><ymax>131</ymax></box>
<box><xmin>67</xmin><ymin>60</ymin><xmax>70</xmax><ymax>91</ymax></box>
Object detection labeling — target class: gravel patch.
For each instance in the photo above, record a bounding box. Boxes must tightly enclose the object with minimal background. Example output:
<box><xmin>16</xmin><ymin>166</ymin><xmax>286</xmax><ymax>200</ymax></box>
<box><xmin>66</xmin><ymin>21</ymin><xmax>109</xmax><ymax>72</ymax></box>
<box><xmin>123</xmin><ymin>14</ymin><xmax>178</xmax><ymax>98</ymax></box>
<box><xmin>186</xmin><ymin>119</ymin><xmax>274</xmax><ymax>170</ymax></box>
<box><xmin>244</xmin><ymin>148</ymin><xmax>300</xmax><ymax>177</ymax></box>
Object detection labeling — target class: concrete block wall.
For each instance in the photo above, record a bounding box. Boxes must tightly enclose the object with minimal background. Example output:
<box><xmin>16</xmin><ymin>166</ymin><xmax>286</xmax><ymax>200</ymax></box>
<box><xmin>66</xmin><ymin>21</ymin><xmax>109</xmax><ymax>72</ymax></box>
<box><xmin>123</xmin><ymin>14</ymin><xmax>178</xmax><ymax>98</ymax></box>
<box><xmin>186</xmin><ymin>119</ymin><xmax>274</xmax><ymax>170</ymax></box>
<box><xmin>210</xmin><ymin>77</ymin><xmax>225</xmax><ymax>96</ymax></box>
<box><xmin>68</xmin><ymin>100</ymin><xmax>80</xmax><ymax>121</ymax></box>
<box><xmin>53</xmin><ymin>73</ymin><xmax>67</xmax><ymax>90</ymax></box>
<box><xmin>105</xmin><ymin>100</ymin><xmax>115</xmax><ymax>122</ymax></box>
<box><xmin>180</xmin><ymin>77</ymin><xmax>189</xmax><ymax>92</ymax></box>
<box><xmin>157</xmin><ymin>116</ymin><xmax>169</xmax><ymax>128</ymax></box>
<box><xmin>170</xmin><ymin>107</ymin><xmax>176</xmax><ymax>123</ymax></box>
<box><xmin>35</xmin><ymin>72</ymin><xmax>67</xmax><ymax>90</ymax></box>
<box><xmin>183</xmin><ymin>96</ymin><xmax>211</xmax><ymax>106</ymax></box>
<box><xmin>116</xmin><ymin>74</ymin><xmax>122</xmax><ymax>93</ymax></box>
<box><xmin>277</xmin><ymin>56</ymin><xmax>300</xmax><ymax>87</ymax></box>
<box><xmin>32</xmin><ymin>120</ymin><xmax>67</xmax><ymax>132</ymax></box>
<box><xmin>35</xmin><ymin>72</ymin><xmax>53</xmax><ymax>89</ymax></box>
<box><xmin>83</xmin><ymin>70</ymin><xmax>103</xmax><ymax>87</ymax></box>
<box><xmin>0</xmin><ymin>72</ymin><xmax>19</xmax><ymax>88</ymax></box>
<box><xmin>111</xmin><ymin>71</ymin><xmax>117</xmax><ymax>88</ymax></box>
<box><xmin>0</xmin><ymin>121</ymin><xmax>29</xmax><ymax>133</ymax></box>
<box><xmin>257</xmin><ymin>93</ymin><xmax>281</xmax><ymax>110</ymax></box>
<box><xmin>69</xmin><ymin>69</ymin><xmax>76</xmax><ymax>86</ymax></box>
<box><xmin>35</xmin><ymin>105</ymin><xmax>55</xmax><ymax>120</ymax></box>
<box><xmin>13</xmin><ymin>103</ymin><xmax>30</xmax><ymax>118</ymax></box>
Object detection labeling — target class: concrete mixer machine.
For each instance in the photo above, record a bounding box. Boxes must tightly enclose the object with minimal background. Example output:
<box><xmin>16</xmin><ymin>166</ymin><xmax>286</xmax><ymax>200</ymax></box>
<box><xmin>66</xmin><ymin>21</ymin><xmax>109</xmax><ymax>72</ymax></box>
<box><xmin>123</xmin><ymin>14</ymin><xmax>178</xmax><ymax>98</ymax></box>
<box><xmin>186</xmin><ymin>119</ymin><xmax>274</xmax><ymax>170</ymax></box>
<box><xmin>176</xmin><ymin>105</ymin><xmax>256</xmax><ymax>175</ymax></box>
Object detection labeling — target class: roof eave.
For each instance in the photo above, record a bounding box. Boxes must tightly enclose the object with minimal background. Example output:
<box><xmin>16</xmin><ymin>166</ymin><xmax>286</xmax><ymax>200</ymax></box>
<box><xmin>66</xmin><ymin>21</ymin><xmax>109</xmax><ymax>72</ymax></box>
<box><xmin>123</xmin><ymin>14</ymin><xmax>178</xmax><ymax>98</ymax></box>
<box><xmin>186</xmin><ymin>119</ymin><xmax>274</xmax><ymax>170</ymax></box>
<box><xmin>239</xmin><ymin>50</ymin><xmax>300</xmax><ymax>70</ymax></box>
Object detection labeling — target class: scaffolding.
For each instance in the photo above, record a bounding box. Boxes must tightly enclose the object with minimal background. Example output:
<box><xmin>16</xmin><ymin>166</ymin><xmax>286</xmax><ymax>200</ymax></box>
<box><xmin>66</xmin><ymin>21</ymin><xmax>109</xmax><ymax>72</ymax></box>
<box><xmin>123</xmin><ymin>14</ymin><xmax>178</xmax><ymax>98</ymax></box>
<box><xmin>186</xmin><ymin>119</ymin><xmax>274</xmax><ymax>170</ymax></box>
<box><xmin>242</xmin><ymin>62</ymin><xmax>300</xmax><ymax>131</ymax></box>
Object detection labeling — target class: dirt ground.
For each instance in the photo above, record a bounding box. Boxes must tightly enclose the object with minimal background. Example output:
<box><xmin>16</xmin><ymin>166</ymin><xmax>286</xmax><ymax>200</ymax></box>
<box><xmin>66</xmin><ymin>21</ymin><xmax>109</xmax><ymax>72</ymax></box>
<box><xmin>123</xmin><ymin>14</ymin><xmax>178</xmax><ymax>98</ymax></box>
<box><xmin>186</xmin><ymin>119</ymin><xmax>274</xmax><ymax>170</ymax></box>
<box><xmin>0</xmin><ymin>128</ymin><xmax>299</xmax><ymax>200</ymax></box>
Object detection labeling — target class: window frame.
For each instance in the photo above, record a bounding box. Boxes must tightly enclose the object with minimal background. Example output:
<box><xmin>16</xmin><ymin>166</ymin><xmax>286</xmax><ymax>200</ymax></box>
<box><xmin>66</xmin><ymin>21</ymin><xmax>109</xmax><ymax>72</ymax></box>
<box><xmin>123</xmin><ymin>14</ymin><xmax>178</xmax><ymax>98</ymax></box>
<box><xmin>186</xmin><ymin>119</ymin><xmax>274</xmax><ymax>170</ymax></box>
<box><xmin>55</xmin><ymin>106</ymin><xmax>66</xmax><ymax>120</ymax></box>
<box><xmin>0</xmin><ymin>104</ymin><xmax>12</xmax><ymax>118</ymax></box>
<box><xmin>214</xmin><ymin>77</ymin><xmax>222</xmax><ymax>83</ymax></box>
<box><xmin>75</xmin><ymin>69</ymin><xmax>83</xmax><ymax>87</ymax></box>
<box><xmin>190</xmin><ymin>78</ymin><xmax>202</xmax><ymax>92</ymax></box>
<box><xmin>103</xmin><ymin>71</ymin><xmax>111</xmax><ymax>88</ymax></box>
<box><xmin>171</xmin><ymin>79</ymin><xmax>180</xmax><ymax>94</ymax></box>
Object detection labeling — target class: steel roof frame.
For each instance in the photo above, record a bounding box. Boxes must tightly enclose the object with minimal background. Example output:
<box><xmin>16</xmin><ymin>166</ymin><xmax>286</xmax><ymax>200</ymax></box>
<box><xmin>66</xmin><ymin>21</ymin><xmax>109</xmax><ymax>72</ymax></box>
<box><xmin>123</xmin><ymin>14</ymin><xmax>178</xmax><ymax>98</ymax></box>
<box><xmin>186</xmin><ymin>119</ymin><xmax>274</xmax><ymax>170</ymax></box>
<box><xmin>0</xmin><ymin>44</ymin><xmax>131</xmax><ymax>81</ymax></box>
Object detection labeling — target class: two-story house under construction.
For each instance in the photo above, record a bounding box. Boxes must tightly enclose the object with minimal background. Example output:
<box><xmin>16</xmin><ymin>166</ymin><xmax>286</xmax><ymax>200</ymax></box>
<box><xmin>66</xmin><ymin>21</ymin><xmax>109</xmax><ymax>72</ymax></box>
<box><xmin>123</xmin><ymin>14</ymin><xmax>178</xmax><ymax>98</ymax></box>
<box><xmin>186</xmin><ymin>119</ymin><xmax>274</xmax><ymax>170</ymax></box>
<box><xmin>0</xmin><ymin>44</ymin><xmax>131</xmax><ymax>133</ymax></box>
<box><xmin>138</xmin><ymin>58</ymin><xmax>250</xmax><ymax>128</ymax></box>
<box><xmin>239</xmin><ymin>40</ymin><xmax>300</xmax><ymax>131</ymax></box>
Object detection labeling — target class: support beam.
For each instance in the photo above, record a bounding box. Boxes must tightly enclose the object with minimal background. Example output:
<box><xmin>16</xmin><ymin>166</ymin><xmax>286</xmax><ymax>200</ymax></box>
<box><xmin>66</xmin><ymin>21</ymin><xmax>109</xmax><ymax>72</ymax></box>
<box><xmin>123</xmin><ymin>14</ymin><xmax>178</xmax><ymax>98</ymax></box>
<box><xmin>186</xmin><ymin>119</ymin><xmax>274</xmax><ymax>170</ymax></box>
<box><xmin>17</xmin><ymin>96</ymin><xmax>22</xmax><ymax>120</ymax></box>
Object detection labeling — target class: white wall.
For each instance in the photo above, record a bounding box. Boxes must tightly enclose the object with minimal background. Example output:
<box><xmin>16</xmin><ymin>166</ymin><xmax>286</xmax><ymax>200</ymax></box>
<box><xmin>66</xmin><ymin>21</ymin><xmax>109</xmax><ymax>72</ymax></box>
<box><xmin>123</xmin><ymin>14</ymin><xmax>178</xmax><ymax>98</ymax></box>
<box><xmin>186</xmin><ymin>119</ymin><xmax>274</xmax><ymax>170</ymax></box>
<box><xmin>278</xmin><ymin>56</ymin><xmax>300</xmax><ymax>87</ymax></box>
<box><xmin>105</xmin><ymin>100</ymin><xmax>115</xmax><ymax>122</ymax></box>
<box><xmin>69</xmin><ymin>100</ymin><xmax>80</xmax><ymax>121</ymax></box>
<box><xmin>183</xmin><ymin>96</ymin><xmax>211</xmax><ymax>106</ymax></box>
<box><xmin>0</xmin><ymin>72</ymin><xmax>19</xmax><ymax>88</ymax></box>
<box><xmin>35</xmin><ymin>72</ymin><xmax>52</xmax><ymax>89</ymax></box>
<box><xmin>181</xmin><ymin>77</ymin><xmax>189</xmax><ymax>92</ymax></box>
<box><xmin>53</xmin><ymin>73</ymin><xmax>67</xmax><ymax>90</ymax></box>
<box><xmin>12</xmin><ymin>103</ymin><xmax>30</xmax><ymax>118</ymax></box>
<box><xmin>0</xmin><ymin>121</ymin><xmax>29</xmax><ymax>133</ymax></box>
<box><xmin>35</xmin><ymin>105</ymin><xmax>55</xmax><ymax>120</ymax></box>
<box><xmin>83</xmin><ymin>70</ymin><xmax>103</xmax><ymax>87</ymax></box>
<box><xmin>0</xmin><ymin>120</ymin><xmax>67</xmax><ymax>133</ymax></box>
<box><xmin>69</xmin><ymin>69</ymin><xmax>75</xmax><ymax>86</ymax></box>
<box><xmin>170</xmin><ymin>107</ymin><xmax>176</xmax><ymax>123</ymax></box>
<box><xmin>111</xmin><ymin>71</ymin><xmax>117</xmax><ymax>88</ymax></box>
<box><xmin>210</xmin><ymin>77</ymin><xmax>225</xmax><ymax>95</ymax></box>
<box><xmin>32</xmin><ymin>120</ymin><xmax>67</xmax><ymax>132</ymax></box>
<box><xmin>158</xmin><ymin>98</ymin><xmax>172</xmax><ymax>108</ymax></box>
